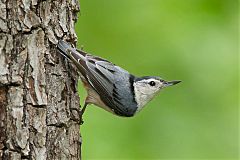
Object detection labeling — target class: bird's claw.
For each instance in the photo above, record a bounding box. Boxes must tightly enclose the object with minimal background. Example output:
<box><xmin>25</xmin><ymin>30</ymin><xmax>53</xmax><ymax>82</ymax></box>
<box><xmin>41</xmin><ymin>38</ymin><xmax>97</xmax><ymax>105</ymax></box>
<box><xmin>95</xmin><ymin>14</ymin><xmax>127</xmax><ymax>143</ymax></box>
<box><xmin>70</xmin><ymin>108</ymin><xmax>84</xmax><ymax>125</ymax></box>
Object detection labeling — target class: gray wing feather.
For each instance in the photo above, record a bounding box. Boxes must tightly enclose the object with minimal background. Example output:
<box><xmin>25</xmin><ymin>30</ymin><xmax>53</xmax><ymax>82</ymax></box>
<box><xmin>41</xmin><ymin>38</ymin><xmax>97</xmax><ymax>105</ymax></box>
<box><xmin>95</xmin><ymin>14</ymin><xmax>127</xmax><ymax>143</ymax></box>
<box><xmin>57</xmin><ymin>41</ymin><xmax>137</xmax><ymax>116</ymax></box>
<box><xmin>85</xmin><ymin>58</ymin><xmax>127</xmax><ymax>114</ymax></box>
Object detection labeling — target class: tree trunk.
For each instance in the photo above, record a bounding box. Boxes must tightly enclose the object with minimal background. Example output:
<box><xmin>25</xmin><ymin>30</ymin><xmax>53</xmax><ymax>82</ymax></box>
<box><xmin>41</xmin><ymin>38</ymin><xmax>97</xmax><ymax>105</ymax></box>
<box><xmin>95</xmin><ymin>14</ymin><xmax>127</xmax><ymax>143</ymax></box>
<box><xmin>0</xmin><ymin>0</ymin><xmax>81</xmax><ymax>159</ymax></box>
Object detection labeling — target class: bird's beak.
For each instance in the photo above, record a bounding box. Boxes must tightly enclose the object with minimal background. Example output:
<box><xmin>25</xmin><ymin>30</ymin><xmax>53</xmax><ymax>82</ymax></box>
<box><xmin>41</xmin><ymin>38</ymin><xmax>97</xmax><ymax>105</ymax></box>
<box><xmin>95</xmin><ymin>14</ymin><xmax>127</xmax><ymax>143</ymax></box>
<box><xmin>163</xmin><ymin>80</ymin><xmax>181</xmax><ymax>87</ymax></box>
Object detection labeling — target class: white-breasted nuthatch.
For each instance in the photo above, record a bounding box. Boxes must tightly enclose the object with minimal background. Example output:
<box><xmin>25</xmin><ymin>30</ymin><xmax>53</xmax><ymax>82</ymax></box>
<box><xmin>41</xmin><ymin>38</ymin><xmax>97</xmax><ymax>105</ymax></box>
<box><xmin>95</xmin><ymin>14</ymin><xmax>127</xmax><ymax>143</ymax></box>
<box><xmin>57</xmin><ymin>40</ymin><xmax>181</xmax><ymax>120</ymax></box>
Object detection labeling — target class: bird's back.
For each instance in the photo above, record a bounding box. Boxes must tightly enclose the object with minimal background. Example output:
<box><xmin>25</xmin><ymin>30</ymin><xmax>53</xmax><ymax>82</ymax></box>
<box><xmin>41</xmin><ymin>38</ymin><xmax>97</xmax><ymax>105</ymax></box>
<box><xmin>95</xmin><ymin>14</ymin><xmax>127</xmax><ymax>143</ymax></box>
<box><xmin>57</xmin><ymin>40</ymin><xmax>138</xmax><ymax>117</ymax></box>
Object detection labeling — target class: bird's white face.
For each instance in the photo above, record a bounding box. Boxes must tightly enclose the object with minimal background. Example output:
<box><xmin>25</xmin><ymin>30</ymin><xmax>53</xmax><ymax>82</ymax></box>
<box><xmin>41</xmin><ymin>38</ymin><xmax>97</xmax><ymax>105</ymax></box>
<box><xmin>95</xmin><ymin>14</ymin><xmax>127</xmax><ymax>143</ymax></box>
<box><xmin>135</xmin><ymin>78</ymin><xmax>164</xmax><ymax>95</ymax></box>
<box><xmin>133</xmin><ymin>78</ymin><xmax>164</xmax><ymax>113</ymax></box>
<box><xmin>133</xmin><ymin>77</ymin><xmax>181</xmax><ymax>114</ymax></box>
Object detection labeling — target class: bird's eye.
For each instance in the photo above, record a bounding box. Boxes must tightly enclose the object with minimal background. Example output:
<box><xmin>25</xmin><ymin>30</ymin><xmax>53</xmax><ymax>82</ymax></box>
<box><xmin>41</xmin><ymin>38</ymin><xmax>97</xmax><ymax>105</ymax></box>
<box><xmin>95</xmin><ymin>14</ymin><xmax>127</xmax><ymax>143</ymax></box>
<box><xmin>149</xmin><ymin>81</ymin><xmax>156</xmax><ymax>86</ymax></box>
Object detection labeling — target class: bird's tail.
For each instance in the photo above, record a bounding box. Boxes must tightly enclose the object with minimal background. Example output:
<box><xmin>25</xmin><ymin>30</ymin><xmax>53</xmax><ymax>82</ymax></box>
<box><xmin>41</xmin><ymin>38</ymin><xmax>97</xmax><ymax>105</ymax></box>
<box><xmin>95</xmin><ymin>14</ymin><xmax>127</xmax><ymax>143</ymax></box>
<box><xmin>56</xmin><ymin>40</ymin><xmax>72</xmax><ymax>59</ymax></box>
<box><xmin>57</xmin><ymin>40</ymin><xmax>87</xmax><ymax>61</ymax></box>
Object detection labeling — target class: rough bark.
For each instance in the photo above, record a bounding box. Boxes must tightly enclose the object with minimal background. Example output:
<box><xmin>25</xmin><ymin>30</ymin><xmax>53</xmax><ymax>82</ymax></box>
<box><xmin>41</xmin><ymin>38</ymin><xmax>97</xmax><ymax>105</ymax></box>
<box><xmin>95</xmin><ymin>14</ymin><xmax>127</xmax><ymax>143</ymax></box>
<box><xmin>0</xmin><ymin>0</ymin><xmax>81</xmax><ymax>159</ymax></box>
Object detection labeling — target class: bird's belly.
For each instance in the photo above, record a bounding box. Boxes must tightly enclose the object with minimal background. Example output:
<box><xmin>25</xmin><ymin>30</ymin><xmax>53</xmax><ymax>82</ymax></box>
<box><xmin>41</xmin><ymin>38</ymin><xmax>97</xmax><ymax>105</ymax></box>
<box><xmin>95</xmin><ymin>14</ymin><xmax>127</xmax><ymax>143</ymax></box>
<box><xmin>81</xmin><ymin>77</ymin><xmax>136</xmax><ymax>117</ymax></box>
<box><xmin>84</xmin><ymin>84</ymin><xmax>115</xmax><ymax>114</ymax></box>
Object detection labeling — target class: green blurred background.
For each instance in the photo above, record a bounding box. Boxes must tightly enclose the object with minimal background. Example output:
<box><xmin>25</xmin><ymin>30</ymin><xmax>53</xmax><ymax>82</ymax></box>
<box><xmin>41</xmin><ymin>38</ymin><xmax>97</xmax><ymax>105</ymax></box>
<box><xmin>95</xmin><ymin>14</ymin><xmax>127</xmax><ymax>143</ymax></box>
<box><xmin>75</xmin><ymin>0</ymin><xmax>239</xmax><ymax>159</ymax></box>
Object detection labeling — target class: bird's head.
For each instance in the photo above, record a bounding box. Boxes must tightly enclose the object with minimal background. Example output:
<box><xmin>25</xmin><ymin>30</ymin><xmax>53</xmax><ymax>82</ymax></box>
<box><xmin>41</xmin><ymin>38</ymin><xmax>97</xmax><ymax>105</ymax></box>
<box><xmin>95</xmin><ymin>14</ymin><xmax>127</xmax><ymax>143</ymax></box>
<box><xmin>133</xmin><ymin>76</ymin><xmax>181</xmax><ymax>112</ymax></box>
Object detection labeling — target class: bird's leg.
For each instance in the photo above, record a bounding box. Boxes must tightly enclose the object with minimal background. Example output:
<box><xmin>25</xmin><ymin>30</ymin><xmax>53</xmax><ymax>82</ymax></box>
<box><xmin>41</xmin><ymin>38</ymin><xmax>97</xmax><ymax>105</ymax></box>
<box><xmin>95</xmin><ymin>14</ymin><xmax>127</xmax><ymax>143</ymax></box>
<box><xmin>70</xmin><ymin>103</ymin><xmax>88</xmax><ymax>125</ymax></box>
<box><xmin>79</xmin><ymin>103</ymin><xmax>87</xmax><ymax>125</ymax></box>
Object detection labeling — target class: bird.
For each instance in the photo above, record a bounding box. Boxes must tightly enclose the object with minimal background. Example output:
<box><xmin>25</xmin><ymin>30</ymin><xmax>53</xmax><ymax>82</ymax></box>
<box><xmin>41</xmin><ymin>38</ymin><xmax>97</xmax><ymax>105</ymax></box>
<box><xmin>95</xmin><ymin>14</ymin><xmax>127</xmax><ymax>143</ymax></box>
<box><xmin>56</xmin><ymin>40</ymin><xmax>181</xmax><ymax>122</ymax></box>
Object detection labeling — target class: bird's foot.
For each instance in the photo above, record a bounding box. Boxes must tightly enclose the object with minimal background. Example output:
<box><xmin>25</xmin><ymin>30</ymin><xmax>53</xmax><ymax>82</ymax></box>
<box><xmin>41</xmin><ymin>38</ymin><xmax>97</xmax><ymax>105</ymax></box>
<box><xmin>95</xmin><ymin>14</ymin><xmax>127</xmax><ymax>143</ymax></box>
<box><xmin>70</xmin><ymin>107</ymin><xmax>84</xmax><ymax>125</ymax></box>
